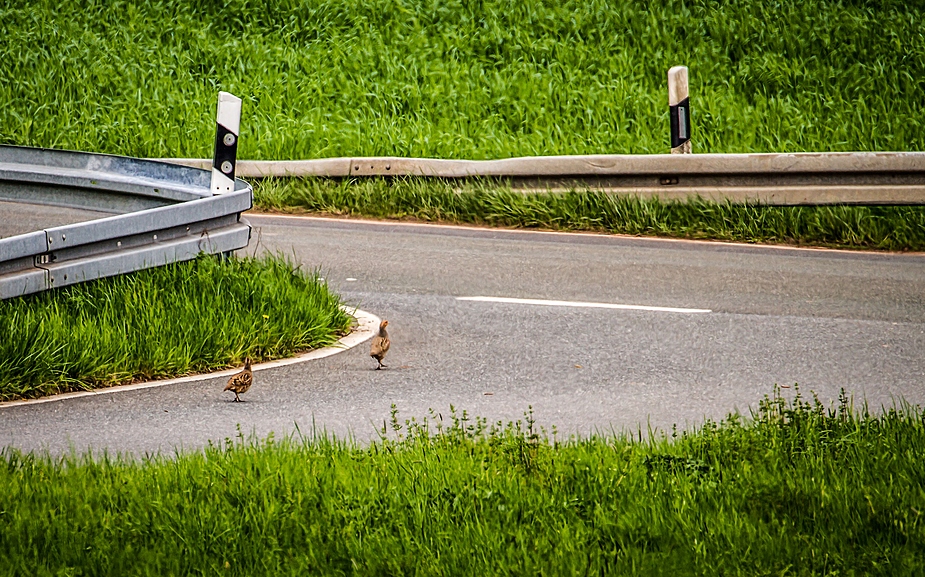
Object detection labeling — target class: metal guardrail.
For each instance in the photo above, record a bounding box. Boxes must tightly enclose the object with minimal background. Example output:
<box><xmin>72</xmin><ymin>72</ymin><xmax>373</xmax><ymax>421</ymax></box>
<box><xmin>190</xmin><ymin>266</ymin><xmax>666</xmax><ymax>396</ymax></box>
<box><xmin>164</xmin><ymin>151</ymin><xmax>925</xmax><ymax>205</ymax></box>
<box><xmin>0</xmin><ymin>145</ymin><xmax>252</xmax><ymax>300</ymax></box>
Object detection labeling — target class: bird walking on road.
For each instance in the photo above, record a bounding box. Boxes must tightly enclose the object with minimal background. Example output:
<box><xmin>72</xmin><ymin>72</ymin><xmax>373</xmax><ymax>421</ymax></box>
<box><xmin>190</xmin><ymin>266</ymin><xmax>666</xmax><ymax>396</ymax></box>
<box><xmin>370</xmin><ymin>320</ymin><xmax>390</xmax><ymax>370</ymax></box>
<box><xmin>224</xmin><ymin>357</ymin><xmax>253</xmax><ymax>402</ymax></box>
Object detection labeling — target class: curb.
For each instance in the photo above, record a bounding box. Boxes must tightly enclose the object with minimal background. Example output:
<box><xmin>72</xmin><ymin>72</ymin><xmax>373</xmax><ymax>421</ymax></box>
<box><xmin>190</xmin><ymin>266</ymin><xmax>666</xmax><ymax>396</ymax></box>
<box><xmin>0</xmin><ymin>307</ymin><xmax>380</xmax><ymax>410</ymax></box>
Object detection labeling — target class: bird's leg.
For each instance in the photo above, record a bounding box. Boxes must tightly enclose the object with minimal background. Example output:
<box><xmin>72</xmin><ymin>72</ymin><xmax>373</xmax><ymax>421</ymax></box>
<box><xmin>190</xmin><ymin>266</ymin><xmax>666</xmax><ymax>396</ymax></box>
<box><xmin>233</xmin><ymin>392</ymin><xmax>240</xmax><ymax>402</ymax></box>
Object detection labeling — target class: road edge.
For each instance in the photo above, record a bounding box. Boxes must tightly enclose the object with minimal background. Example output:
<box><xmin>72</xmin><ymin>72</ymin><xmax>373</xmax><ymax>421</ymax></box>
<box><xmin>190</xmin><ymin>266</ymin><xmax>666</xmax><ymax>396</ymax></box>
<box><xmin>246</xmin><ymin>212</ymin><xmax>925</xmax><ymax>258</ymax></box>
<box><xmin>0</xmin><ymin>306</ymin><xmax>380</xmax><ymax>410</ymax></box>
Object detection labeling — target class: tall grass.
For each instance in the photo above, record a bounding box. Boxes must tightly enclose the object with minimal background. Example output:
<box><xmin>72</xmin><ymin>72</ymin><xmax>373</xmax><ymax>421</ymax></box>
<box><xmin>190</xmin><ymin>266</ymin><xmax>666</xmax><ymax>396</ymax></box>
<box><xmin>0</xmin><ymin>0</ymin><xmax>922</xmax><ymax>159</ymax></box>
<box><xmin>1</xmin><ymin>389</ymin><xmax>923</xmax><ymax>575</ymax></box>
<box><xmin>255</xmin><ymin>177</ymin><xmax>925</xmax><ymax>250</ymax></box>
<box><xmin>0</xmin><ymin>254</ymin><xmax>351</xmax><ymax>400</ymax></box>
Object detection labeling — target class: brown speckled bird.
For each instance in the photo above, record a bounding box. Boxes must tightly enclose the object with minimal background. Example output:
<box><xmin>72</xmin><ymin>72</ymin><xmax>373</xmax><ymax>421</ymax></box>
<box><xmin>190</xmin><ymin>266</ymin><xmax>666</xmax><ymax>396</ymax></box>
<box><xmin>224</xmin><ymin>357</ymin><xmax>253</xmax><ymax>402</ymax></box>
<box><xmin>370</xmin><ymin>320</ymin><xmax>390</xmax><ymax>370</ymax></box>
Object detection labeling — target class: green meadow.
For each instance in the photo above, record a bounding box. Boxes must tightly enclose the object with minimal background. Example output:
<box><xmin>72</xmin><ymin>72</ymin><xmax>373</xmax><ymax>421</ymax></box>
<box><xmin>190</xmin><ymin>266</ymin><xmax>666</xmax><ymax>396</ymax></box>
<box><xmin>1</xmin><ymin>0</ymin><xmax>921</xmax><ymax>158</ymax></box>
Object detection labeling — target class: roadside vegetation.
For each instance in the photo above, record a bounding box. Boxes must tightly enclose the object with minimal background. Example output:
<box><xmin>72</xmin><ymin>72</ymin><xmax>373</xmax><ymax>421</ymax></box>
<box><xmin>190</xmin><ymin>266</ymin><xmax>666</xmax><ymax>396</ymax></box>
<box><xmin>0</xmin><ymin>254</ymin><xmax>351</xmax><ymax>401</ymax></box>
<box><xmin>1</xmin><ymin>0</ymin><xmax>922</xmax><ymax>158</ymax></box>
<box><xmin>1</xmin><ymin>390</ymin><xmax>923</xmax><ymax>575</ymax></box>
<box><xmin>255</xmin><ymin>177</ymin><xmax>925</xmax><ymax>251</ymax></box>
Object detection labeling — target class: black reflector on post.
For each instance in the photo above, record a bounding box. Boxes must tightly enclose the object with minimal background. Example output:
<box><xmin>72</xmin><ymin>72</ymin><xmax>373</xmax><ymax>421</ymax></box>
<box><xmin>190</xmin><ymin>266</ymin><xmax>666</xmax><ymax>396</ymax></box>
<box><xmin>668</xmin><ymin>66</ymin><xmax>691</xmax><ymax>154</ymax></box>
<box><xmin>211</xmin><ymin>92</ymin><xmax>242</xmax><ymax>194</ymax></box>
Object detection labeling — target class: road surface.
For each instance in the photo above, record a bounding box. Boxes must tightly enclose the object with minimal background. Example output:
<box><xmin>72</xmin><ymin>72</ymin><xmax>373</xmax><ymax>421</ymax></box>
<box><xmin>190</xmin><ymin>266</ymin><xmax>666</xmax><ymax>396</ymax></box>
<box><xmin>3</xmin><ymin>214</ymin><xmax>924</xmax><ymax>455</ymax></box>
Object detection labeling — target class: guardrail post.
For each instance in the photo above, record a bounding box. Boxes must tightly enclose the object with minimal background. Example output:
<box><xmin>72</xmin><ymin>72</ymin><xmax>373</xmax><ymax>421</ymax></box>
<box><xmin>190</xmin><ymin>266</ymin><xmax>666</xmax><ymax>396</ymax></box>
<box><xmin>668</xmin><ymin>66</ymin><xmax>691</xmax><ymax>154</ymax></box>
<box><xmin>211</xmin><ymin>91</ymin><xmax>242</xmax><ymax>194</ymax></box>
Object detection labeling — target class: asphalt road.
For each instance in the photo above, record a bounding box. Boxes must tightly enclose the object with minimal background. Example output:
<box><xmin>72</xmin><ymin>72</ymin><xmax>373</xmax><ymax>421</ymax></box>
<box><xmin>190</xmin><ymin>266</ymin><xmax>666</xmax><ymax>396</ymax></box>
<box><xmin>3</xmin><ymin>213</ymin><xmax>924</xmax><ymax>455</ymax></box>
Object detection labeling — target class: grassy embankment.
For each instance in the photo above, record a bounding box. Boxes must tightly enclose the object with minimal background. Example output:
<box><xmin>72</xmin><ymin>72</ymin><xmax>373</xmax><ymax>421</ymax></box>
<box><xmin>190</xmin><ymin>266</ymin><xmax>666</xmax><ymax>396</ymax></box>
<box><xmin>0</xmin><ymin>254</ymin><xmax>351</xmax><ymax>401</ymax></box>
<box><xmin>2</xmin><ymin>0</ymin><xmax>924</xmax><ymax>249</ymax></box>
<box><xmin>2</xmin><ymin>391</ymin><xmax>923</xmax><ymax>575</ymax></box>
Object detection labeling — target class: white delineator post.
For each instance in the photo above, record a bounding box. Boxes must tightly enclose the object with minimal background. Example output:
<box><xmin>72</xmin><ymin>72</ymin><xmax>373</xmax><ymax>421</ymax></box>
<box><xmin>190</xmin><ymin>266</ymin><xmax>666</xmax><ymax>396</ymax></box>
<box><xmin>668</xmin><ymin>66</ymin><xmax>691</xmax><ymax>154</ymax></box>
<box><xmin>211</xmin><ymin>91</ymin><xmax>242</xmax><ymax>194</ymax></box>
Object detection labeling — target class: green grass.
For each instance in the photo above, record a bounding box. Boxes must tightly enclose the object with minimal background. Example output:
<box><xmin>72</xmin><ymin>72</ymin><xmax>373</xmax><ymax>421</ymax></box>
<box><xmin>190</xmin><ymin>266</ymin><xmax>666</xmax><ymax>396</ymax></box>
<box><xmin>0</xmin><ymin>0</ymin><xmax>922</xmax><ymax>159</ymax></box>
<box><xmin>255</xmin><ymin>177</ymin><xmax>925</xmax><ymax>251</ymax></box>
<box><xmin>0</xmin><ymin>254</ymin><xmax>351</xmax><ymax>401</ymax></box>
<box><xmin>1</xmin><ymin>390</ymin><xmax>923</xmax><ymax>575</ymax></box>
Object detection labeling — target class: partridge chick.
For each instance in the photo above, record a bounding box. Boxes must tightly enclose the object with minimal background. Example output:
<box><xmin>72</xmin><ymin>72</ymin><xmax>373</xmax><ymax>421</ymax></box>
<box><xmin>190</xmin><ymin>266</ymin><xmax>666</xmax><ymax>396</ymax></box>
<box><xmin>224</xmin><ymin>357</ymin><xmax>253</xmax><ymax>402</ymax></box>
<box><xmin>370</xmin><ymin>320</ymin><xmax>390</xmax><ymax>370</ymax></box>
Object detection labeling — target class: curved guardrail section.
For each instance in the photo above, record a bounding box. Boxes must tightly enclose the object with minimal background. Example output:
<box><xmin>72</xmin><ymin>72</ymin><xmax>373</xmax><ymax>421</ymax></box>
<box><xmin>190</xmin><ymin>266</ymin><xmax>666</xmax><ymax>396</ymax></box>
<box><xmin>0</xmin><ymin>145</ymin><xmax>252</xmax><ymax>300</ymax></box>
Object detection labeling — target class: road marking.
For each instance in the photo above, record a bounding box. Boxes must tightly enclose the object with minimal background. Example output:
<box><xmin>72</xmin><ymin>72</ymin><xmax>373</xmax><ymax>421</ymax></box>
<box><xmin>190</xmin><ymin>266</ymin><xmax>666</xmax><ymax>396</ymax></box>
<box><xmin>457</xmin><ymin>296</ymin><xmax>711</xmax><ymax>314</ymax></box>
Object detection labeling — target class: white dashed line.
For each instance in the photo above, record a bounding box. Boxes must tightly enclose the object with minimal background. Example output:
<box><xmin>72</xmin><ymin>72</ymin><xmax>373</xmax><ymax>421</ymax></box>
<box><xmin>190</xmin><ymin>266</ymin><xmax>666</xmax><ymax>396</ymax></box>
<box><xmin>457</xmin><ymin>296</ymin><xmax>711</xmax><ymax>314</ymax></box>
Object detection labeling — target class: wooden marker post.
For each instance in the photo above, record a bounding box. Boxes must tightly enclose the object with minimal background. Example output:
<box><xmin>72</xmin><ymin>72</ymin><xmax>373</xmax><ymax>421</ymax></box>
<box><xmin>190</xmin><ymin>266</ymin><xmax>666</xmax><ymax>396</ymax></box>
<box><xmin>668</xmin><ymin>66</ymin><xmax>691</xmax><ymax>154</ymax></box>
<box><xmin>211</xmin><ymin>91</ymin><xmax>242</xmax><ymax>194</ymax></box>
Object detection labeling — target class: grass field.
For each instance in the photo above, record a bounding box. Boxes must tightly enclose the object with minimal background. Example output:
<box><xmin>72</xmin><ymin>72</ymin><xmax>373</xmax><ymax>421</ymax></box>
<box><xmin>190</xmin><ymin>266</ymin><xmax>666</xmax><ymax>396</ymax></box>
<box><xmin>1</xmin><ymin>390</ymin><xmax>923</xmax><ymax>575</ymax></box>
<box><xmin>255</xmin><ymin>177</ymin><xmax>925</xmax><ymax>251</ymax></box>
<box><xmin>0</xmin><ymin>254</ymin><xmax>351</xmax><ymax>401</ymax></box>
<box><xmin>1</xmin><ymin>0</ymin><xmax>922</xmax><ymax>159</ymax></box>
